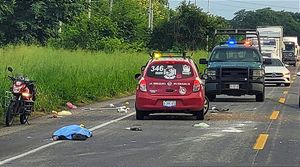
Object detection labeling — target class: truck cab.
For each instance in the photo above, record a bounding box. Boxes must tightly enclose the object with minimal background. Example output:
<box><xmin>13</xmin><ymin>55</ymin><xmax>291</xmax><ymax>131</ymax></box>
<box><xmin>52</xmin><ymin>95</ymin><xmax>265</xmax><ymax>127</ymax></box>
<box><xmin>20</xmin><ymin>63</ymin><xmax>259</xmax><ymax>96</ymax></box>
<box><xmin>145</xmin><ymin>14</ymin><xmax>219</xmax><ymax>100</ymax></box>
<box><xmin>200</xmin><ymin>29</ymin><xmax>266</xmax><ymax>102</ymax></box>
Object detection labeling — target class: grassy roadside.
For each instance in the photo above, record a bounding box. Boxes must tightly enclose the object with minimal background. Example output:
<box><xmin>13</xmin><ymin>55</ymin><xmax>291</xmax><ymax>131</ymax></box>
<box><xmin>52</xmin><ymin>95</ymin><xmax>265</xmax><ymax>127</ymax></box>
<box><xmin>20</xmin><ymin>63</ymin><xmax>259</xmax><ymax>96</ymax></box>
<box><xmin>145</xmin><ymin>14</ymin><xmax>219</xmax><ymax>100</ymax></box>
<box><xmin>0</xmin><ymin>46</ymin><xmax>208</xmax><ymax>122</ymax></box>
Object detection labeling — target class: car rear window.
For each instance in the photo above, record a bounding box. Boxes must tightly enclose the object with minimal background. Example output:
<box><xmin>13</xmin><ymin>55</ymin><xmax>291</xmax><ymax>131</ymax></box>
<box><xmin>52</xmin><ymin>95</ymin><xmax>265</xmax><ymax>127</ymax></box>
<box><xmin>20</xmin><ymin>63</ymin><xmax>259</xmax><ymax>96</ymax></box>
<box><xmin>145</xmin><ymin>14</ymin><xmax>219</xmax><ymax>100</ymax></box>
<box><xmin>146</xmin><ymin>63</ymin><xmax>194</xmax><ymax>80</ymax></box>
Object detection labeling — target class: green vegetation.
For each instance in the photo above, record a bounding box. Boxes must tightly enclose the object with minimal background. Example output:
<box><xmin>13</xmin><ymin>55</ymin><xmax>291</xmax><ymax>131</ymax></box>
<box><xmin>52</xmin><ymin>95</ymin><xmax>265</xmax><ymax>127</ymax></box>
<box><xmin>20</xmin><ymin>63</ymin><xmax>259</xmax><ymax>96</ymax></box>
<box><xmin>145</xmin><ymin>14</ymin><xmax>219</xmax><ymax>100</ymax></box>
<box><xmin>0</xmin><ymin>46</ymin><xmax>207</xmax><ymax>120</ymax></box>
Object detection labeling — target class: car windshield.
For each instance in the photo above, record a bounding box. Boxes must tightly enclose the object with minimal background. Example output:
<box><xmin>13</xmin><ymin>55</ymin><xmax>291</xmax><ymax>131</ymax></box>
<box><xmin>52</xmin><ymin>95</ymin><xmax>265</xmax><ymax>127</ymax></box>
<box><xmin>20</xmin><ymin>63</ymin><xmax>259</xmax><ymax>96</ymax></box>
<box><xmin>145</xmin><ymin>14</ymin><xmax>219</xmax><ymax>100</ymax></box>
<box><xmin>264</xmin><ymin>59</ymin><xmax>284</xmax><ymax>66</ymax></box>
<box><xmin>146</xmin><ymin>62</ymin><xmax>194</xmax><ymax>80</ymax></box>
<box><xmin>210</xmin><ymin>48</ymin><xmax>261</xmax><ymax>62</ymax></box>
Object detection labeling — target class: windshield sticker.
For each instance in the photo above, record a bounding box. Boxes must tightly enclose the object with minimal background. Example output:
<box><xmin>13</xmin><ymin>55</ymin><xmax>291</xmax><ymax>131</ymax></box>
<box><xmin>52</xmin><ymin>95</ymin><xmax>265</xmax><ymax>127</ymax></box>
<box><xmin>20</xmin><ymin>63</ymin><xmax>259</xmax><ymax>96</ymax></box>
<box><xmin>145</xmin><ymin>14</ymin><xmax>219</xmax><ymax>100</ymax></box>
<box><xmin>164</xmin><ymin>65</ymin><xmax>176</xmax><ymax>79</ymax></box>
<box><xmin>182</xmin><ymin>65</ymin><xmax>191</xmax><ymax>75</ymax></box>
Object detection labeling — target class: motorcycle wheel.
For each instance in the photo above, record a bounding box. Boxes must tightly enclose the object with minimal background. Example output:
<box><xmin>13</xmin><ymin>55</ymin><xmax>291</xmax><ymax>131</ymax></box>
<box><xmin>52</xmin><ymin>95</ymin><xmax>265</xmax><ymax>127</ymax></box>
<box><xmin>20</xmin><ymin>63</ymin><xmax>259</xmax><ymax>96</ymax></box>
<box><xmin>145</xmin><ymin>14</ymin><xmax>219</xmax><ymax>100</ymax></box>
<box><xmin>5</xmin><ymin>102</ymin><xmax>15</xmax><ymax>126</ymax></box>
<box><xmin>20</xmin><ymin>114</ymin><xmax>28</xmax><ymax>124</ymax></box>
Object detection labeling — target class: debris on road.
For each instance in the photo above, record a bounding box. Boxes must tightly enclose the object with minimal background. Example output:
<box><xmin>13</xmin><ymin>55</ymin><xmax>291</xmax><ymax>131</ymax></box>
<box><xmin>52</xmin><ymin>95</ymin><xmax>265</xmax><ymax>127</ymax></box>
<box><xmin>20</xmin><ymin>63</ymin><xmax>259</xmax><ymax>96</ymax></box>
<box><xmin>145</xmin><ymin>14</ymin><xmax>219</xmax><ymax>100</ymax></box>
<box><xmin>193</xmin><ymin>123</ymin><xmax>210</xmax><ymax>128</ymax></box>
<box><xmin>66</xmin><ymin>102</ymin><xmax>77</xmax><ymax>109</ymax></box>
<box><xmin>109</xmin><ymin>104</ymin><xmax>115</xmax><ymax>107</ymax></box>
<box><xmin>125</xmin><ymin>127</ymin><xmax>143</xmax><ymax>131</ymax></box>
<box><xmin>211</xmin><ymin>106</ymin><xmax>230</xmax><ymax>113</ymax></box>
<box><xmin>52</xmin><ymin>124</ymin><xmax>92</xmax><ymax>141</ymax></box>
<box><xmin>52</xmin><ymin>110</ymin><xmax>72</xmax><ymax>117</ymax></box>
<box><xmin>82</xmin><ymin>105</ymin><xmax>130</xmax><ymax>113</ymax></box>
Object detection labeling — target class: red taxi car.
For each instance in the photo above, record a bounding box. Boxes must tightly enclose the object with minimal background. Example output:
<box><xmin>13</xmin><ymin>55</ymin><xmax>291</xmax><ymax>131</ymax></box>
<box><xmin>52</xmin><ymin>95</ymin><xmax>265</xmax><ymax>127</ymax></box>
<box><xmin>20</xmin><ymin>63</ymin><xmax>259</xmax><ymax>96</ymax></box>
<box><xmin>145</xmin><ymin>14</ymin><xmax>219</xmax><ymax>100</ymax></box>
<box><xmin>135</xmin><ymin>52</ymin><xmax>206</xmax><ymax>120</ymax></box>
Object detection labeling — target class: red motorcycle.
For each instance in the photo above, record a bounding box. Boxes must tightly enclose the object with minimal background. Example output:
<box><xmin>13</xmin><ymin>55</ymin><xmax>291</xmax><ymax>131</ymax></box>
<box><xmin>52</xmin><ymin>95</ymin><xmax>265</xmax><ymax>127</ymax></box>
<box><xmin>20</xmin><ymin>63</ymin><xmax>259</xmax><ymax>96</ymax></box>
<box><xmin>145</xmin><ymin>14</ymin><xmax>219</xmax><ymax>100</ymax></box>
<box><xmin>5</xmin><ymin>67</ymin><xmax>36</xmax><ymax>126</ymax></box>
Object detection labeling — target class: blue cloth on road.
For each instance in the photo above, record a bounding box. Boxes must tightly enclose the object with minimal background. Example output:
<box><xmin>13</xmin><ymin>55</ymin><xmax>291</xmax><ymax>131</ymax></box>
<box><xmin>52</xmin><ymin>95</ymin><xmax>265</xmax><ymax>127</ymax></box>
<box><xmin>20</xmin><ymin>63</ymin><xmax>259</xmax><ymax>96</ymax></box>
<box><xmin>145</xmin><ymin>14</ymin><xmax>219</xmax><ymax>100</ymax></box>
<box><xmin>53</xmin><ymin>125</ymin><xmax>92</xmax><ymax>140</ymax></box>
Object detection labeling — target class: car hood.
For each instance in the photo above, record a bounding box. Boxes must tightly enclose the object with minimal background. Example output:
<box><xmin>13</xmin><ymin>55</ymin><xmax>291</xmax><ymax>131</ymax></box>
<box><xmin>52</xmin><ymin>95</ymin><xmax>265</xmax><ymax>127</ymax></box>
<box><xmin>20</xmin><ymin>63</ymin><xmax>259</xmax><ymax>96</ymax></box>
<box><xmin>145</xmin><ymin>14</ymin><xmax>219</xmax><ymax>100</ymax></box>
<box><xmin>265</xmin><ymin>66</ymin><xmax>290</xmax><ymax>74</ymax></box>
<box><xmin>208</xmin><ymin>62</ymin><xmax>263</xmax><ymax>69</ymax></box>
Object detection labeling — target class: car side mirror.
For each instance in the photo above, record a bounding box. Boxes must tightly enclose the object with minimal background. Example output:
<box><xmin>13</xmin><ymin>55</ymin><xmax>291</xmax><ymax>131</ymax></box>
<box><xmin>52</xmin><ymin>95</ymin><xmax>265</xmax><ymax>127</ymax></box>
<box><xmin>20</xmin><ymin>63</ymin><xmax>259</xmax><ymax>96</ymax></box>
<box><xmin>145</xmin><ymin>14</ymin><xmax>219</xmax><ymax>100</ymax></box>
<box><xmin>7</xmin><ymin>67</ymin><xmax>13</xmax><ymax>72</ymax></box>
<box><xmin>263</xmin><ymin>59</ymin><xmax>272</xmax><ymax>65</ymax></box>
<box><xmin>199</xmin><ymin>59</ymin><xmax>208</xmax><ymax>65</ymax></box>
<box><xmin>135</xmin><ymin>74</ymin><xmax>141</xmax><ymax>80</ymax></box>
<box><xmin>297</xmin><ymin>72</ymin><xmax>300</xmax><ymax>76</ymax></box>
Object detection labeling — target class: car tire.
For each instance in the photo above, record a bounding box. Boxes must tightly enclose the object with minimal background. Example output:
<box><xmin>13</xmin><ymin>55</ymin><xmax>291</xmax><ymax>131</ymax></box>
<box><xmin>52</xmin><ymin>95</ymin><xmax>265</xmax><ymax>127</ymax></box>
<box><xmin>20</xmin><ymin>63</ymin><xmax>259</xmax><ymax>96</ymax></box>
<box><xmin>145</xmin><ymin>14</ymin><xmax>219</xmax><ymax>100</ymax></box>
<box><xmin>256</xmin><ymin>91</ymin><xmax>265</xmax><ymax>102</ymax></box>
<box><xmin>207</xmin><ymin>94</ymin><xmax>216</xmax><ymax>102</ymax></box>
<box><xmin>276</xmin><ymin>83</ymin><xmax>282</xmax><ymax>86</ymax></box>
<box><xmin>204</xmin><ymin>96</ymin><xmax>209</xmax><ymax>115</ymax></box>
<box><xmin>135</xmin><ymin>107</ymin><xmax>145</xmax><ymax>120</ymax></box>
<box><xmin>293</xmin><ymin>64</ymin><xmax>296</xmax><ymax>67</ymax></box>
<box><xmin>284</xmin><ymin>83</ymin><xmax>291</xmax><ymax>87</ymax></box>
<box><xmin>299</xmin><ymin>95</ymin><xmax>300</xmax><ymax>108</ymax></box>
<box><xmin>195</xmin><ymin>110</ymin><xmax>204</xmax><ymax>120</ymax></box>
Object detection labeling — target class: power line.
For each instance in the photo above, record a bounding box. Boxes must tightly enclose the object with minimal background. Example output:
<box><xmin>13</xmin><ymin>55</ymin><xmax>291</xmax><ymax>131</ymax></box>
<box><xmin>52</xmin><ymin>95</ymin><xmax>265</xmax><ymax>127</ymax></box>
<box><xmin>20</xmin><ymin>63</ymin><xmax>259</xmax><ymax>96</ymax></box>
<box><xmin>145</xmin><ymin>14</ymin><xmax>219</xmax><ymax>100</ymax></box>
<box><xmin>230</xmin><ymin>0</ymin><xmax>299</xmax><ymax>10</ymax></box>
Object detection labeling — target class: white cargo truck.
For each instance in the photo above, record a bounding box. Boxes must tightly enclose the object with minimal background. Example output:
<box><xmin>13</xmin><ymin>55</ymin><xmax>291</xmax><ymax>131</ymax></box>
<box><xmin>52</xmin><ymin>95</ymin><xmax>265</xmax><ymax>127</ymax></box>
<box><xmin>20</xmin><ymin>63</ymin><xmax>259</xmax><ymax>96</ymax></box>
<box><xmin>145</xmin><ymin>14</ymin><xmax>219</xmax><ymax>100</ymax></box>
<box><xmin>283</xmin><ymin>36</ymin><xmax>299</xmax><ymax>66</ymax></box>
<box><xmin>283</xmin><ymin>36</ymin><xmax>298</xmax><ymax>55</ymax></box>
<box><xmin>256</xmin><ymin>26</ymin><xmax>284</xmax><ymax>60</ymax></box>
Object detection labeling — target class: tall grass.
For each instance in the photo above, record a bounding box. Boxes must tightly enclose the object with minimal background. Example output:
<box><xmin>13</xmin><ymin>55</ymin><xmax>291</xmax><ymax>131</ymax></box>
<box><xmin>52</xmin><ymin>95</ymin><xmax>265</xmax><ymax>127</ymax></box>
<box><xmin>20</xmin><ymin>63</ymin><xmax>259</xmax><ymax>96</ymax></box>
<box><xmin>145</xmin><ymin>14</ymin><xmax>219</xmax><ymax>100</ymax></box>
<box><xmin>0</xmin><ymin>46</ymin><xmax>208</xmax><ymax>119</ymax></box>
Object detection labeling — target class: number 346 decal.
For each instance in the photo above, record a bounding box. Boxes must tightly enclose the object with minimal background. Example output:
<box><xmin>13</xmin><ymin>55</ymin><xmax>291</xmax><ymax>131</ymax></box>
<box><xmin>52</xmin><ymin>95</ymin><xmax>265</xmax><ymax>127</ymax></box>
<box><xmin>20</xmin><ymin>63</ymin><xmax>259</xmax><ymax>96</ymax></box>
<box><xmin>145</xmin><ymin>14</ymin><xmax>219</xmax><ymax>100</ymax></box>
<box><xmin>150</xmin><ymin>65</ymin><xmax>164</xmax><ymax>72</ymax></box>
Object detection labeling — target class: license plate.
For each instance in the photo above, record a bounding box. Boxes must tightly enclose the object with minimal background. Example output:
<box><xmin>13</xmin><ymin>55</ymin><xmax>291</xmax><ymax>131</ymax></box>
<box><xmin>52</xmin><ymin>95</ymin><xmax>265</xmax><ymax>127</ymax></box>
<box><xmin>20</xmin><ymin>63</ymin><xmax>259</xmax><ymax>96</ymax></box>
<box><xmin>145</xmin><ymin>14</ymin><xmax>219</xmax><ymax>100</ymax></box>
<box><xmin>229</xmin><ymin>84</ymin><xmax>239</xmax><ymax>89</ymax></box>
<box><xmin>163</xmin><ymin>101</ymin><xmax>176</xmax><ymax>107</ymax></box>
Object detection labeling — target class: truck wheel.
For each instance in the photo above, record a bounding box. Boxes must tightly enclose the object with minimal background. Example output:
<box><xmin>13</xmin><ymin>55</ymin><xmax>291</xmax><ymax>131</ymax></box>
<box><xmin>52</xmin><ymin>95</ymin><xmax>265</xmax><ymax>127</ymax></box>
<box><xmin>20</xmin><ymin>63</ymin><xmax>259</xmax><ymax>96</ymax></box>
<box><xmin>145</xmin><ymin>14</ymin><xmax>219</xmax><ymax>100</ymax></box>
<box><xmin>256</xmin><ymin>91</ymin><xmax>265</xmax><ymax>102</ymax></box>
<box><xmin>207</xmin><ymin>94</ymin><xmax>216</xmax><ymax>101</ymax></box>
<box><xmin>293</xmin><ymin>64</ymin><xmax>296</xmax><ymax>67</ymax></box>
<box><xmin>195</xmin><ymin>110</ymin><xmax>204</xmax><ymax>120</ymax></box>
<box><xmin>284</xmin><ymin>83</ymin><xmax>291</xmax><ymax>87</ymax></box>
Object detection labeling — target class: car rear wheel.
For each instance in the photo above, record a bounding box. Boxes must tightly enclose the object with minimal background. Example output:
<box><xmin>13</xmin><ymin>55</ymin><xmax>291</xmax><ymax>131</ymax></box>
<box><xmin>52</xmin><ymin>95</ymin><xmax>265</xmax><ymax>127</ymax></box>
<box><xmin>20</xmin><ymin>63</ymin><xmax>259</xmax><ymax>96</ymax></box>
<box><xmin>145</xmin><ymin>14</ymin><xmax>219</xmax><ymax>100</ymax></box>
<box><xmin>135</xmin><ymin>106</ymin><xmax>146</xmax><ymax>120</ymax></box>
<box><xmin>204</xmin><ymin>96</ymin><xmax>209</xmax><ymax>115</ymax></box>
<box><xmin>195</xmin><ymin>110</ymin><xmax>204</xmax><ymax>120</ymax></box>
<box><xmin>299</xmin><ymin>95</ymin><xmax>300</xmax><ymax>108</ymax></box>
<box><xmin>207</xmin><ymin>94</ymin><xmax>216</xmax><ymax>101</ymax></box>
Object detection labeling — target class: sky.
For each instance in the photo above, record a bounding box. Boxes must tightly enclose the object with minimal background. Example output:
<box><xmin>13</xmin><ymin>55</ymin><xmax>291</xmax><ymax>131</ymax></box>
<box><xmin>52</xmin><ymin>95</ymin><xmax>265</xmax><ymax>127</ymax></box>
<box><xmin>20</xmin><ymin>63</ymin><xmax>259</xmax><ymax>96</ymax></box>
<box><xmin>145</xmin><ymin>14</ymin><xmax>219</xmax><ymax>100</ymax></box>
<box><xmin>169</xmin><ymin>0</ymin><xmax>300</xmax><ymax>19</ymax></box>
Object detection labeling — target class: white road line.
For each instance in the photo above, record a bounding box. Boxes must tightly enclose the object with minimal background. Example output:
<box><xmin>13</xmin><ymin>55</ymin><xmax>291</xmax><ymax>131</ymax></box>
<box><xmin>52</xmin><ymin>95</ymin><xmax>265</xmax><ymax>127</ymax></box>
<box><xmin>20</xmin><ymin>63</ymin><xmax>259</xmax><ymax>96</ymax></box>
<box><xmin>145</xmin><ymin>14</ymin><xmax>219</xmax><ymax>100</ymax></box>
<box><xmin>0</xmin><ymin>112</ymin><xmax>135</xmax><ymax>166</ymax></box>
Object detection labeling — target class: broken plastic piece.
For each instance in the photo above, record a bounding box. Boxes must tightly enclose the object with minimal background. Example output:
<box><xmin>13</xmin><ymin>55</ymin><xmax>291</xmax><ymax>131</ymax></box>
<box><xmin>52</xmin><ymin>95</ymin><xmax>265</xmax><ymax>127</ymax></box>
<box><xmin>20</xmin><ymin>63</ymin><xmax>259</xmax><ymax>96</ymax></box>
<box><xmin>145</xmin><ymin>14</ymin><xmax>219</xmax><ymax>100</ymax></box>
<box><xmin>193</xmin><ymin>123</ymin><xmax>210</xmax><ymax>128</ymax></box>
<box><xmin>57</xmin><ymin>110</ymin><xmax>72</xmax><ymax>116</ymax></box>
<box><xmin>66</xmin><ymin>102</ymin><xmax>77</xmax><ymax>109</ymax></box>
<box><xmin>126</xmin><ymin>127</ymin><xmax>142</xmax><ymax>131</ymax></box>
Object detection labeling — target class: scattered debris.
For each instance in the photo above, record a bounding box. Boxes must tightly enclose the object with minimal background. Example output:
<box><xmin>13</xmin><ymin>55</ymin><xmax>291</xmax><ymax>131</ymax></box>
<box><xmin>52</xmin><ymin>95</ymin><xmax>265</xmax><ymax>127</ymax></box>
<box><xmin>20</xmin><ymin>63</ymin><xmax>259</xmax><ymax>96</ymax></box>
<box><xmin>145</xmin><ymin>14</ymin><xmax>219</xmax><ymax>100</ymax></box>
<box><xmin>125</xmin><ymin>127</ymin><xmax>142</xmax><ymax>131</ymax></box>
<box><xmin>211</xmin><ymin>106</ymin><xmax>229</xmax><ymax>113</ymax></box>
<box><xmin>52</xmin><ymin>124</ymin><xmax>92</xmax><ymax>141</ymax></box>
<box><xmin>66</xmin><ymin>102</ymin><xmax>77</xmax><ymax>109</ymax></box>
<box><xmin>52</xmin><ymin>110</ymin><xmax>72</xmax><ymax>118</ymax></box>
<box><xmin>109</xmin><ymin>104</ymin><xmax>115</xmax><ymax>107</ymax></box>
<box><xmin>193</xmin><ymin>122</ymin><xmax>210</xmax><ymax>128</ymax></box>
<box><xmin>27</xmin><ymin>136</ymin><xmax>32</xmax><ymax>139</ymax></box>
<box><xmin>124</xmin><ymin>102</ymin><xmax>130</xmax><ymax>105</ymax></box>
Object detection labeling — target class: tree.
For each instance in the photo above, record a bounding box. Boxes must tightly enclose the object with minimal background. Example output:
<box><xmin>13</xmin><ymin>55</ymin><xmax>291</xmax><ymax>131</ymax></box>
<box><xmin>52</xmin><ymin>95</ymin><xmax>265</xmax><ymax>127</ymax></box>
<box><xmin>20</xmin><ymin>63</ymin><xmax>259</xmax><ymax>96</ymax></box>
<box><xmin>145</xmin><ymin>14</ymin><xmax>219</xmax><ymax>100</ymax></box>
<box><xmin>0</xmin><ymin>0</ymin><xmax>87</xmax><ymax>45</ymax></box>
<box><xmin>149</xmin><ymin>2</ymin><xmax>229</xmax><ymax>51</ymax></box>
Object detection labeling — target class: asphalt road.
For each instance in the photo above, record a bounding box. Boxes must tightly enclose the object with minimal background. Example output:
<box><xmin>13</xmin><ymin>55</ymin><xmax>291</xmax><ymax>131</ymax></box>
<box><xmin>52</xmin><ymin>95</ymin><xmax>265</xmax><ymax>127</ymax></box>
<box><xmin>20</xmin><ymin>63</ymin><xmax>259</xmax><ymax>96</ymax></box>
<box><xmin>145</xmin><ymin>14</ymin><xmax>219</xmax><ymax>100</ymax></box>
<box><xmin>0</xmin><ymin>66</ymin><xmax>299</xmax><ymax>167</ymax></box>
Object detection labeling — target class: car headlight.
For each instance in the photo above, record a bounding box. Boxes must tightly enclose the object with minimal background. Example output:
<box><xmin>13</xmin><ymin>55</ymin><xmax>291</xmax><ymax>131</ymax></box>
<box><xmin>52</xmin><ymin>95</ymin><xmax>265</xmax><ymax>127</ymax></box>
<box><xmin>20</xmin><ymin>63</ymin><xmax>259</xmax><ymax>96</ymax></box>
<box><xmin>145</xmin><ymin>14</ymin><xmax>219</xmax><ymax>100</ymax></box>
<box><xmin>253</xmin><ymin>69</ymin><xmax>264</xmax><ymax>77</ymax></box>
<box><xmin>207</xmin><ymin>70</ymin><xmax>216</xmax><ymax>76</ymax></box>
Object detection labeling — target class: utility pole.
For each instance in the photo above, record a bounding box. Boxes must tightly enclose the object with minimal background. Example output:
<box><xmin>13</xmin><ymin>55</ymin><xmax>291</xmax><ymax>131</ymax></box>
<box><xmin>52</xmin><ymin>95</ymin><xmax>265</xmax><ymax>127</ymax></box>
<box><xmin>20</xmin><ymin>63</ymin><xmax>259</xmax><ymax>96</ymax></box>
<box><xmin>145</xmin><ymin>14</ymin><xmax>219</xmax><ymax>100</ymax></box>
<box><xmin>167</xmin><ymin>1</ymin><xmax>170</xmax><ymax>21</ymax></box>
<box><xmin>88</xmin><ymin>0</ymin><xmax>91</xmax><ymax>19</ymax></box>
<box><xmin>109</xmin><ymin>0</ymin><xmax>113</xmax><ymax>13</ymax></box>
<box><xmin>148</xmin><ymin>0</ymin><xmax>153</xmax><ymax>31</ymax></box>
<box><xmin>206</xmin><ymin>0</ymin><xmax>210</xmax><ymax>51</ymax></box>
<box><xmin>208</xmin><ymin>0</ymin><xmax>210</xmax><ymax>13</ymax></box>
